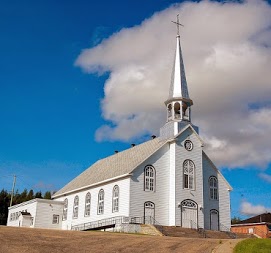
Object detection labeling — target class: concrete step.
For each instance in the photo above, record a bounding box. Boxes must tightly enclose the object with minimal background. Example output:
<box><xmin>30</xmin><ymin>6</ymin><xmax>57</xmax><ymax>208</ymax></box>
<box><xmin>140</xmin><ymin>224</ymin><xmax>163</xmax><ymax>236</ymax></box>
<box><xmin>162</xmin><ymin>226</ymin><xmax>202</xmax><ymax>238</ymax></box>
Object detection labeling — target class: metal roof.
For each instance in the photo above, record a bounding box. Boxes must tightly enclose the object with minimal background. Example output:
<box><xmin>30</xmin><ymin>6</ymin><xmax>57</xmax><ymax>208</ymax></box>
<box><xmin>168</xmin><ymin>35</ymin><xmax>191</xmax><ymax>101</ymax></box>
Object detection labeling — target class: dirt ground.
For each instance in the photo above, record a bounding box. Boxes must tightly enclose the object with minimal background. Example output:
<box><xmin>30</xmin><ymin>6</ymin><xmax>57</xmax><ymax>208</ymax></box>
<box><xmin>0</xmin><ymin>226</ymin><xmax>225</xmax><ymax>253</ymax></box>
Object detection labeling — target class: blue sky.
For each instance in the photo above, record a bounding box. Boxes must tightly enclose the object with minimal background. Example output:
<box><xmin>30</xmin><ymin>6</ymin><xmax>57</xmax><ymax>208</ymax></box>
<box><xmin>1</xmin><ymin>0</ymin><xmax>271</xmax><ymax>220</ymax></box>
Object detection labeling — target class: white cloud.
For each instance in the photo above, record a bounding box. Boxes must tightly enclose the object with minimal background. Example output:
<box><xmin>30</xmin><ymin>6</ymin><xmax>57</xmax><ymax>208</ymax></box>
<box><xmin>75</xmin><ymin>0</ymin><xmax>271</xmax><ymax>169</ymax></box>
<box><xmin>259</xmin><ymin>172</ymin><xmax>271</xmax><ymax>183</ymax></box>
<box><xmin>240</xmin><ymin>201</ymin><xmax>271</xmax><ymax>216</ymax></box>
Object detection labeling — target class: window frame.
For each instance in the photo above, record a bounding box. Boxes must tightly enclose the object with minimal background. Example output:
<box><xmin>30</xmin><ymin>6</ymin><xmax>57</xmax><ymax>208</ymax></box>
<box><xmin>63</xmin><ymin>198</ymin><xmax>68</xmax><ymax>221</ymax></box>
<box><xmin>52</xmin><ymin>214</ymin><xmax>59</xmax><ymax>224</ymax></box>
<box><xmin>72</xmin><ymin>195</ymin><xmax>79</xmax><ymax>219</ymax></box>
<box><xmin>112</xmin><ymin>185</ymin><xmax>119</xmax><ymax>213</ymax></box>
<box><xmin>209</xmin><ymin>176</ymin><xmax>218</xmax><ymax>200</ymax></box>
<box><xmin>97</xmin><ymin>189</ymin><xmax>104</xmax><ymax>215</ymax></box>
<box><xmin>144</xmin><ymin>165</ymin><xmax>156</xmax><ymax>192</ymax></box>
<box><xmin>183</xmin><ymin>159</ymin><xmax>195</xmax><ymax>190</ymax></box>
<box><xmin>84</xmin><ymin>192</ymin><xmax>91</xmax><ymax>217</ymax></box>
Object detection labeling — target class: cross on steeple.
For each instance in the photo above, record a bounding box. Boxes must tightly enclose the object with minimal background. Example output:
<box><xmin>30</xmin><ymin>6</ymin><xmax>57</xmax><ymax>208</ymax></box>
<box><xmin>171</xmin><ymin>14</ymin><xmax>184</xmax><ymax>36</ymax></box>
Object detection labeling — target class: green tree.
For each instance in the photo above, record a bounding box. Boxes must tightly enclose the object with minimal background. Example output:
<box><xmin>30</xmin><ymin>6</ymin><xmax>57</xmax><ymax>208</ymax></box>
<box><xmin>35</xmin><ymin>191</ymin><xmax>42</xmax><ymax>198</ymax></box>
<box><xmin>0</xmin><ymin>189</ymin><xmax>10</xmax><ymax>225</ymax></box>
<box><xmin>19</xmin><ymin>189</ymin><xmax>28</xmax><ymax>203</ymax></box>
<box><xmin>43</xmin><ymin>191</ymin><xmax>51</xmax><ymax>199</ymax></box>
<box><xmin>26</xmin><ymin>189</ymin><xmax>34</xmax><ymax>201</ymax></box>
<box><xmin>231</xmin><ymin>216</ymin><xmax>241</xmax><ymax>224</ymax></box>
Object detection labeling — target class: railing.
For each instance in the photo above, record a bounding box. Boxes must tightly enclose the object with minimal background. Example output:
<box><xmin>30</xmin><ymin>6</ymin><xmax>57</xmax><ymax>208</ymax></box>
<box><xmin>219</xmin><ymin>223</ymin><xmax>236</xmax><ymax>239</ymax></box>
<box><xmin>71</xmin><ymin>215</ymin><xmax>161</xmax><ymax>232</ymax></box>
<box><xmin>149</xmin><ymin>216</ymin><xmax>164</xmax><ymax>235</ymax></box>
<box><xmin>71</xmin><ymin>216</ymin><xmax>128</xmax><ymax>231</ymax></box>
<box><xmin>197</xmin><ymin>227</ymin><xmax>207</xmax><ymax>238</ymax></box>
<box><xmin>188</xmin><ymin>220</ymin><xmax>207</xmax><ymax>238</ymax></box>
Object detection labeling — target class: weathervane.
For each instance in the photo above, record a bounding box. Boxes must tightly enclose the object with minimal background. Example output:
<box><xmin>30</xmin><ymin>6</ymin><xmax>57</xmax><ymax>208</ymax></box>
<box><xmin>171</xmin><ymin>14</ymin><xmax>184</xmax><ymax>36</ymax></box>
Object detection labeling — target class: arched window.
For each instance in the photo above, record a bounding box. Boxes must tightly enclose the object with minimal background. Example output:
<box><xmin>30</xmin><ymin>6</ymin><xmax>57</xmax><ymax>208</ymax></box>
<box><xmin>144</xmin><ymin>165</ymin><xmax>155</xmax><ymax>191</ymax></box>
<box><xmin>183</xmin><ymin>160</ymin><xmax>195</xmax><ymax>189</ymax></box>
<box><xmin>209</xmin><ymin>176</ymin><xmax>218</xmax><ymax>200</ymax></box>
<box><xmin>85</xmin><ymin>192</ymin><xmax>91</xmax><ymax>216</ymax></box>
<box><xmin>63</xmin><ymin>198</ymin><xmax>68</xmax><ymax>220</ymax></box>
<box><xmin>112</xmin><ymin>185</ymin><xmax>119</xmax><ymax>213</ymax></box>
<box><xmin>174</xmin><ymin>102</ymin><xmax>181</xmax><ymax>119</ymax></box>
<box><xmin>97</xmin><ymin>189</ymin><xmax>104</xmax><ymax>215</ymax></box>
<box><xmin>73</xmin><ymin>196</ymin><xmax>79</xmax><ymax>219</ymax></box>
<box><xmin>167</xmin><ymin>104</ymin><xmax>172</xmax><ymax>120</ymax></box>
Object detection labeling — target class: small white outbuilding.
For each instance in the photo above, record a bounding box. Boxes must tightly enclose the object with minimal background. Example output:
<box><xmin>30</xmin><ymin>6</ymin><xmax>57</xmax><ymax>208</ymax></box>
<box><xmin>7</xmin><ymin>198</ymin><xmax>64</xmax><ymax>229</ymax></box>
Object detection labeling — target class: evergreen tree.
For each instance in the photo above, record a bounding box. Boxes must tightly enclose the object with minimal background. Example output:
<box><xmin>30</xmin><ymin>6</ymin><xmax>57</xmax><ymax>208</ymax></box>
<box><xmin>43</xmin><ymin>191</ymin><xmax>51</xmax><ymax>199</ymax></box>
<box><xmin>231</xmin><ymin>216</ymin><xmax>241</xmax><ymax>224</ymax></box>
<box><xmin>26</xmin><ymin>189</ymin><xmax>34</xmax><ymax>201</ymax></box>
<box><xmin>0</xmin><ymin>189</ymin><xmax>10</xmax><ymax>225</ymax></box>
<box><xmin>19</xmin><ymin>189</ymin><xmax>28</xmax><ymax>203</ymax></box>
<box><xmin>35</xmin><ymin>191</ymin><xmax>42</xmax><ymax>198</ymax></box>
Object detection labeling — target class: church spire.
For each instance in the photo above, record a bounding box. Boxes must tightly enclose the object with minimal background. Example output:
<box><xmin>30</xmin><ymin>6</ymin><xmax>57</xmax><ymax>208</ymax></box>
<box><xmin>160</xmin><ymin>15</ymin><xmax>197</xmax><ymax>138</ymax></box>
<box><xmin>165</xmin><ymin>15</ymin><xmax>193</xmax><ymax>123</ymax></box>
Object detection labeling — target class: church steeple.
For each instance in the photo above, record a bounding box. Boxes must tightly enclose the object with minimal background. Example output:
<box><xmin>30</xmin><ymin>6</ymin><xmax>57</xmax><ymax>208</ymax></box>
<box><xmin>166</xmin><ymin>15</ymin><xmax>193</xmax><ymax>123</ymax></box>
<box><xmin>160</xmin><ymin>16</ymin><xmax>197</xmax><ymax>138</ymax></box>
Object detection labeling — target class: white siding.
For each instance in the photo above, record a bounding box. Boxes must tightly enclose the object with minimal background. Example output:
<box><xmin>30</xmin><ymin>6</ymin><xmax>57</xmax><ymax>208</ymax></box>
<box><xmin>175</xmin><ymin>128</ymin><xmax>204</xmax><ymax>228</ymax></box>
<box><xmin>7</xmin><ymin>199</ymin><xmax>63</xmax><ymax>229</ymax></box>
<box><xmin>169</xmin><ymin>142</ymin><xmax>176</xmax><ymax>225</ymax></box>
<box><xmin>202</xmin><ymin>155</ymin><xmax>220</xmax><ymax>230</ymax></box>
<box><xmin>202</xmin><ymin>154</ymin><xmax>231</xmax><ymax>230</ymax></box>
<box><xmin>34</xmin><ymin>201</ymin><xmax>63</xmax><ymax>229</ymax></box>
<box><xmin>54</xmin><ymin>178</ymin><xmax>130</xmax><ymax>230</ymax></box>
<box><xmin>218</xmin><ymin>173</ymin><xmax>231</xmax><ymax>230</ymax></box>
<box><xmin>7</xmin><ymin>201</ymin><xmax>37</xmax><ymax>227</ymax></box>
<box><xmin>129</xmin><ymin>145</ymin><xmax>170</xmax><ymax>225</ymax></box>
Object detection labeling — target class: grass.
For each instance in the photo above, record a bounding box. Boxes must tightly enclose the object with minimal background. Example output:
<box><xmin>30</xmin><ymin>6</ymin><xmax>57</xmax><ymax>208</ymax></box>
<box><xmin>234</xmin><ymin>238</ymin><xmax>271</xmax><ymax>253</ymax></box>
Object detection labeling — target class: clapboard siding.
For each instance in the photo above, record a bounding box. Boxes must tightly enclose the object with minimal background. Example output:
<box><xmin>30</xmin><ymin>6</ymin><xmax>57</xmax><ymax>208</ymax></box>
<box><xmin>55</xmin><ymin>178</ymin><xmax>130</xmax><ymax>230</ymax></box>
<box><xmin>35</xmin><ymin>201</ymin><xmax>63</xmax><ymax>229</ymax></box>
<box><xmin>129</xmin><ymin>145</ymin><xmax>170</xmax><ymax>225</ymax></box>
<box><xmin>7</xmin><ymin>199</ymin><xmax>63</xmax><ymax>229</ymax></box>
<box><xmin>218</xmin><ymin>173</ymin><xmax>231</xmax><ymax>229</ymax></box>
<box><xmin>175</xmin><ymin>127</ymin><xmax>204</xmax><ymax>228</ymax></box>
<box><xmin>168</xmin><ymin>142</ymin><xmax>176</xmax><ymax>225</ymax></box>
<box><xmin>202</xmin><ymin>155</ymin><xmax>220</xmax><ymax>230</ymax></box>
<box><xmin>202</xmin><ymin>153</ymin><xmax>231</xmax><ymax>230</ymax></box>
<box><xmin>7</xmin><ymin>201</ymin><xmax>37</xmax><ymax>227</ymax></box>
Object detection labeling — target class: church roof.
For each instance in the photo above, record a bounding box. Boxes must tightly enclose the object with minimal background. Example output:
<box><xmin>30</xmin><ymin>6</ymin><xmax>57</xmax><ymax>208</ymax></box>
<box><xmin>53</xmin><ymin>137</ymin><xmax>168</xmax><ymax>198</ymax></box>
<box><xmin>237</xmin><ymin>213</ymin><xmax>271</xmax><ymax>224</ymax></box>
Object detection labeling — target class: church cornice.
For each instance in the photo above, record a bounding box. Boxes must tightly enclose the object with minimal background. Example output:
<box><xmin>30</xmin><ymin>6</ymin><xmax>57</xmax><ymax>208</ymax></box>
<box><xmin>52</xmin><ymin>173</ymin><xmax>132</xmax><ymax>198</ymax></box>
<box><xmin>164</xmin><ymin>97</ymin><xmax>193</xmax><ymax>105</ymax></box>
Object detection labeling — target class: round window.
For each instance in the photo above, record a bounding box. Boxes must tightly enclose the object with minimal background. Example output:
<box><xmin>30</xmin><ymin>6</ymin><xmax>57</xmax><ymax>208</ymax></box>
<box><xmin>184</xmin><ymin>140</ymin><xmax>193</xmax><ymax>151</ymax></box>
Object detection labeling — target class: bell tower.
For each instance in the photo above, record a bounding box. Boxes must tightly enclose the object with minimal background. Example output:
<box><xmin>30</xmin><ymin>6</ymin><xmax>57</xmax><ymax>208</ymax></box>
<box><xmin>160</xmin><ymin>16</ymin><xmax>198</xmax><ymax>139</ymax></box>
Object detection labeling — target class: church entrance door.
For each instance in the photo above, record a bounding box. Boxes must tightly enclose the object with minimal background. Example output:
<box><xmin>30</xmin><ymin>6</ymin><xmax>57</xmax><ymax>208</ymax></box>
<box><xmin>210</xmin><ymin>210</ymin><xmax>219</xmax><ymax>230</ymax></box>
<box><xmin>181</xmin><ymin>199</ymin><xmax>198</xmax><ymax>229</ymax></box>
<box><xmin>144</xmin><ymin>201</ymin><xmax>155</xmax><ymax>224</ymax></box>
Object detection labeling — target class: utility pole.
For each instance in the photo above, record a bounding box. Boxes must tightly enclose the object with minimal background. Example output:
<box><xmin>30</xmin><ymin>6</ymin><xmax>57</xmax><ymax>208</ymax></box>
<box><xmin>10</xmin><ymin>175</ymin><xmax>16</xmax><ymax>207</ymax></box>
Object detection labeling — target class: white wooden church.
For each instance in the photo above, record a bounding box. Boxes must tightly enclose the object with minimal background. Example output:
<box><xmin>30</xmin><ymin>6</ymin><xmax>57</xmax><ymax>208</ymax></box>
<box><xmin>7</xmin><ymin>22</ymin><xmax>232</xmax><ymax>232</ymax></box>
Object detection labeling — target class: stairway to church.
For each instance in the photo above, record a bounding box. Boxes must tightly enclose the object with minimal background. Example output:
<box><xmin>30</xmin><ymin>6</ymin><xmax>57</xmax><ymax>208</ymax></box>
<box><xmin>160</xmin><ymin>226</ymin><xmax>237</xmax><ymax>239</ymax></box>
<box><xmin>161</xmin><ymin>226</ymin><xmax>203</xmax><ymax>238</ymax></box>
